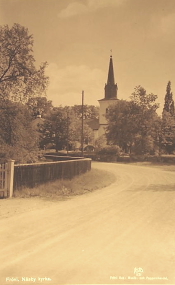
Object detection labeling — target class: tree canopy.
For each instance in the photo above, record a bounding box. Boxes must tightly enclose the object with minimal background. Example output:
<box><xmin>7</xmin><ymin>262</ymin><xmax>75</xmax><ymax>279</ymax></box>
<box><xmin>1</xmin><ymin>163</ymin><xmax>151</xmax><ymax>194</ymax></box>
<box><xmin>26</xmin><ymin>96</ymin><xmax>53</xmax><ymax>118</ymax></box>
<box><xmin>163</xmin><ymin>81</ymin><xmax>174</xmax><ymax>116</ymax></box>
<box><xmin>0</xmin><ymin>100</ymin><xmax>39</xmax><ymax>162</ymax></box>
<box><xmin>106</xmin><ymin>87</ymin><xmax>161</xmax><ymax>155</ymax></box>
<box><xmin>0</xmin><ymin>23</ymin><xmax>49</xmax><ymax>102</ymax></box>
<box><xmin>0</xmin><ymin>23</ymin><xmax>49</xmax><ymax>162</ymax></box>
<box><xmin>39</xmin><ymin>105</ymin><xmax>96</xmax><ymax>151</ymax></box>
<box><xmin>130</xmin><ymin>85</ymin><xmax>159</xmax><ymax>111</ymax></box>
<box><xmin>71</xmin><ymin>105</ymin><xmax>99</xmax><ymax>119</ymax></box>
<box><xmin>161</xmin><ymin>81</ymin><xmax>175</xmax><ymax>153</ymax></box>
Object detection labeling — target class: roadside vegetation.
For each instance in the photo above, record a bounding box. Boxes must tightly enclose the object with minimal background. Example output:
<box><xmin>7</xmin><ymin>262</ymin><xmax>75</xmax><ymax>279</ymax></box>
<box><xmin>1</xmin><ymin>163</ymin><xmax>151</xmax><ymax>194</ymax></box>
<box><xmin>0</xmin><ymin>23</ymin><xmax>175</xmax><ymax>164</ymax></box>
<box><xmin>130</xmin><ymin>161</ymin><xmax>175</xmax><ymax>172</ymax></box>
<box><xmin>13</xmin><ymin>168</ymin><xmax>116</xmax><ymax>199</ymax></box>
<box><xmin>106</xmin><ymin>84</ymin><xmax>175</xmax><ymax>156</ymax></box>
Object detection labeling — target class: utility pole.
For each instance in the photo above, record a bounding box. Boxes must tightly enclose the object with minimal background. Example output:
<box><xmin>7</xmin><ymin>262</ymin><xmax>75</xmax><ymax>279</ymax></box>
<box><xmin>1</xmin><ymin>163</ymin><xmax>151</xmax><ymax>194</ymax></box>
<box><xmin>66</xmin><ymin>110</ymin><xmax>69</xmax><ymax>156</ymax></box>
<box><xmin>81</xmin><ymin>90</ymin><xmax>84</xmax><ymax>157</ymax></box>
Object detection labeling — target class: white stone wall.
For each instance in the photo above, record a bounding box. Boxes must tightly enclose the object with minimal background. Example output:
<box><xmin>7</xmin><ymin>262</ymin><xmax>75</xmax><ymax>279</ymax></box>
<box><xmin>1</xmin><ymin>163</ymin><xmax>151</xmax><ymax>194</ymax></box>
<box><xmin>99</xmin><ymin>100</ymin><xmax>108</xmax><ymax>125</ymax></box>
<box><xmin>98</xmin><ymin>125</ymin><xmax>107</xmax><ymax>137</ymax></box>
<box><xmin>98</xmin><ymin>99</ymin><xmax>118</xmax><ymax>136</ymax></box>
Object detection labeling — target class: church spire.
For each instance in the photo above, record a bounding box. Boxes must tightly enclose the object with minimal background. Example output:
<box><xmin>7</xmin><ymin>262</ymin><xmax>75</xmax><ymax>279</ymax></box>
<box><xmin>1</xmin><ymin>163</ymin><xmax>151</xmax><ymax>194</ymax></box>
<box><xmin>105</xmin><ymin>55</ymin><xmax>118</xmax><ymax>99</ymax></box>
<box><xmin>107</xmin><ymin>55</ymin><xmax>115</xmax><ymax>85</ymax></box>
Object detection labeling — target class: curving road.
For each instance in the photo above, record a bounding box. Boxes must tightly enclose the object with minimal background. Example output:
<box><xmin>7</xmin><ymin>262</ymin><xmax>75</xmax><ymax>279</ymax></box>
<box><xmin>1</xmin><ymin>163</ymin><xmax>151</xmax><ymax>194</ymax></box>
<box><xmin>1</xmin><ymin>162</ymin><xmax>175</xmax><ymax>284</ymax></box>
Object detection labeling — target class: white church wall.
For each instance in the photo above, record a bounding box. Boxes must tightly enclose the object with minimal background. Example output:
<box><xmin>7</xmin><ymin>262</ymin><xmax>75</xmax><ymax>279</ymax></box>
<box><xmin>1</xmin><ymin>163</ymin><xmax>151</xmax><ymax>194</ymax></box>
<box><xmin>98</xmin><ymin>125</ymin><xmax>107</xmax><ymax>137</ymax></box>
<box><xmin>98</xmin><ymin>99</ymin><xmax>118</xmax><ymax>137</ymax></box>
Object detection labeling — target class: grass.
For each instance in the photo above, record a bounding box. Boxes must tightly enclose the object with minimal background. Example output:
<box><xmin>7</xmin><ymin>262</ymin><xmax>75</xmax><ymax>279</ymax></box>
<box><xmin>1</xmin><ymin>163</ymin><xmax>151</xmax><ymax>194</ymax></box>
<box><xmin>13</xmin><ymin>168</ymin><xmax>116</xmax><ymax>199</ymax></box>
<box><xmin>130</xmin><ymin>161</ymin><xmax>175</xmax><ymax>172</ymax></box>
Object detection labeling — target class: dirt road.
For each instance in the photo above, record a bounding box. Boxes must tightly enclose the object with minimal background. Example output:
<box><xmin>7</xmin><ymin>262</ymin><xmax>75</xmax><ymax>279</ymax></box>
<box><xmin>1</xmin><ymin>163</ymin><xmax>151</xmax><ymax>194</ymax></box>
<box><xmin>1</xmin><ymin>162</ymin><xmax>175</xmax><ymax>284</ymax></box>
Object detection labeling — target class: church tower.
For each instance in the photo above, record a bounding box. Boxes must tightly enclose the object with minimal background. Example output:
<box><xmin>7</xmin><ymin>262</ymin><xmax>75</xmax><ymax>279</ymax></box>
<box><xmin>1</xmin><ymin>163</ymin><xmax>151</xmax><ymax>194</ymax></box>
<box><xmin>98</xmin><ymin>55</ymin><xmax>118</xmax><ymax>137</ymax></box>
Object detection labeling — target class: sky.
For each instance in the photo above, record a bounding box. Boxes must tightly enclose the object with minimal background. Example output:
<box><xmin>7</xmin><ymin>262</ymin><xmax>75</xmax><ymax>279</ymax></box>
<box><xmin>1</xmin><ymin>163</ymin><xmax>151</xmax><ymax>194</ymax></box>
<box><xmin>0</xmin><ymin>0</ymin><xmax>175</xmax><ymax>114</ymax></box>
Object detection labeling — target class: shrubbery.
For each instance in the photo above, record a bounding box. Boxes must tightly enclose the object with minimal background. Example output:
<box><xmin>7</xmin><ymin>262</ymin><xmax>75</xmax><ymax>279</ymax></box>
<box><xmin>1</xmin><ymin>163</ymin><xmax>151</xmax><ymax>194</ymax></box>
<box><xmin>97</xmin><ymin>145</ymin><xmax>121</xmax><ymax>156</ymax></box>
<box><xmin>0</xmin><ymin>144</ymin><xmax>39</xmax><ymax>164</ymax></box>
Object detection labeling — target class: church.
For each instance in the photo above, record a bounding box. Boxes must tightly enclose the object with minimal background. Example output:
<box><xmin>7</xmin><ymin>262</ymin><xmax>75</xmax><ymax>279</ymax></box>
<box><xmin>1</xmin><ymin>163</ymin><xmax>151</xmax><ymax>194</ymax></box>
<box><xmin>98</xmin><ymin>55</ymin><xmax>118</xmax><ymax>136</ymax></box>
<box><xmin>88</xmin><ymin>55</ymin><xmax>119</xmax><ymax>142</ymax></box>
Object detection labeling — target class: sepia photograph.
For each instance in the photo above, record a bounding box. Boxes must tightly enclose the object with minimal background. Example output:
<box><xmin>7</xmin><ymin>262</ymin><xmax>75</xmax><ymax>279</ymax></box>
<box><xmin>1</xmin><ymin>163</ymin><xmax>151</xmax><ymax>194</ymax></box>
<box><xmin>0</xmin><ymin>0</ymin><xmax>175</xmax><ymax>284</ymax></box>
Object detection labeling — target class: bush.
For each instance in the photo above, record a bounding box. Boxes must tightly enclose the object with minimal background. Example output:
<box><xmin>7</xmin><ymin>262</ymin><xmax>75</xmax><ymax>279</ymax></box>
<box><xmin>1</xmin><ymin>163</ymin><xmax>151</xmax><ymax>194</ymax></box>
<box><xmin>0</xmin><ymin>144</ymin><xmax>39</xmax><ymax>164</ymax></box>
<box><xmin>97</xmin><ymin>145</ymin><xmax>121</xmax><ymax>156</ymax></box>
<box><xmin>94</xmin><ymin>135</ymin><xmax>107</xmax><ymax>149</ymax></box>
<box><xmin>129</xmin><ymin>154</ymin><xmax>149</xmax><ymax>162</ymax></box>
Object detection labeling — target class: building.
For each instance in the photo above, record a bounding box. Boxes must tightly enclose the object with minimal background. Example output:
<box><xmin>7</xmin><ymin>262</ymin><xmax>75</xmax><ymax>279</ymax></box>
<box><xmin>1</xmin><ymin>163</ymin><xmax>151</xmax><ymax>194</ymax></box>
<box><xmin>98</xmin><ymin>55</ymin><xmax>119</xmax><ymax>137</ymax></box>
<box><xmin>84</xmin><ymin>55</ymin><xmax>119</xmax><ymax>147</ymax></box>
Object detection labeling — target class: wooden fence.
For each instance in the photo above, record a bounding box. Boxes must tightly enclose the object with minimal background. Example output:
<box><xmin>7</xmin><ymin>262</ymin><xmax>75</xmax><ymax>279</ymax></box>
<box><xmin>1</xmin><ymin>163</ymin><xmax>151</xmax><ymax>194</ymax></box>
<box><xmin>14</xmin><ymin>158</ymin><xmax>91</xmax><ymax>190</ymax></box>
<box><xmin>0</xmin><ymin>160</ymin><xmax>15</xmax><ymax>198</ymax></box>
<box><xmin>0</xmin><ymin>163</ymin><xmax>6</xmax><ymax>194</ymax></box>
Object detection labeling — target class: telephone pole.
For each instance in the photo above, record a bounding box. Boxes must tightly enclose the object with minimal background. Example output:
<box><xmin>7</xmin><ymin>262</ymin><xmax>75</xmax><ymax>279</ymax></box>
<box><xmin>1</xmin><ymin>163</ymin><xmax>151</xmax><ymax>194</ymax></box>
<box><xmin>81</xmin><ymin>90</ymin><xmax>84</xmax><ymax>157</ymax></box>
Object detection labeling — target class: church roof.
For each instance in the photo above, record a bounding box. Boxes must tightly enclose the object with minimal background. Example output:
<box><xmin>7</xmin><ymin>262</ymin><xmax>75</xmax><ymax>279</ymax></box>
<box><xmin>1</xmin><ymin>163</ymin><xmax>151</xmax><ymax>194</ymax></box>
<box><xmin>104</xmin><ymin>55</ymin><xmax>118</xmax><ymax>100</ymax></box>
<box><xmin>107</xmin><ymin>55</ymin><xmax>115</xmax><ymax>85</ymax></box>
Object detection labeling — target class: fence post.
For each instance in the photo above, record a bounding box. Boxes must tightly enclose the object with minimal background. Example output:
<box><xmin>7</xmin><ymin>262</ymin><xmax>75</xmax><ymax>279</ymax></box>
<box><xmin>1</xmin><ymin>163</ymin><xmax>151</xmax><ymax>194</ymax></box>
<box><xmin>7</xmin><ymin>160</ymin><xmax>15</xmax><ymax>198</ymax></box>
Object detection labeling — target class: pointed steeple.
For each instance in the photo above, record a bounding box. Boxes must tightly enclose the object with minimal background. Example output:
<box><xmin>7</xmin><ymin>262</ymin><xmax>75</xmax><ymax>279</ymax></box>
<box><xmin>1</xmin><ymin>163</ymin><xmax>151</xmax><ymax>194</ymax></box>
<box><xmin>105</xmin><ymin>55</ymin><xmax>118</xmax><ymax>99</ymax></box>
<box><xmin>107</xmin><ymin>55</ymin><xmax>115</xmax><ymax>85</ymax></box>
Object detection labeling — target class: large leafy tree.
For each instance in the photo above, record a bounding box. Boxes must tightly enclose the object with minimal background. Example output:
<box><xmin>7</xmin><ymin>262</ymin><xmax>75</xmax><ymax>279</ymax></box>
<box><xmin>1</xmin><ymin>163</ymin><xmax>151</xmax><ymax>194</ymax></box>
<box><xmin>26</xmin><ymin>96</ymin><xmax>53</xmax><ymax>118</ymax></box>
<box><xmin>0</xmin><ymin>23</ymin><xmax>49</xmax><ymax>162</ymax></box>
<box><xmin>0</xmin><ymin>23</ymin><xmax>48</xmax><ymax>102</ymax></box>
<box><xmin>161</xmin><ymin>81</ymin><xmax>175</xmax><ymax>153</ymax></box>
<box><xmin>163</xmin><ymin>81</ymin><xmax>174</xmax><ymax>116</ymax></box>
<box><xmin>39</xmin><ymin>105</ymin><xmax>94</xmax><ymax>151</ymax></box>
<box><xmin>106</xmin><ymin>86</ymin><xmax>160</xmax><ymax>155</ymax></box>
<box><xmin>130</xmin><ymin>85</ymin><xmax>159</xmax><ymax>111</ymax></box>
<box><xmin>39</xmin><ymin>107</ymin><xmax>68</xmax><ymax>151</ymax></box>
<box><xmin>0</xmin><ymin>100</ymin><xmax>39</xmax><ymax>162</ymax></box>
<box><xmin>106</xmin><ymin>100</ymin><xmax>141</xmax><ymax>153</ymax></box>
<box><xmin>130</xmin><ymin>86</ymin><xmax>161</xmax><ymax>154</ymax></box>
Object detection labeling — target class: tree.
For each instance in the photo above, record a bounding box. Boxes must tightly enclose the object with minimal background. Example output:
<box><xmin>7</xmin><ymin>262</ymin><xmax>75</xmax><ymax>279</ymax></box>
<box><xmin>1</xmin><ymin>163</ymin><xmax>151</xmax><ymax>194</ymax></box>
<box><xmin>0</xmin><ymin>23</ymin><xmax>49</xmax><ymax>102</ymax></box>
<box><xmin>26</xmin><ymin>96</ymin><xmax>53</xmax><ymax>118</ymax></box>
<box><xmin>161</xmin><ymin>81</ymin><xmax>175</xmax><ymax>153</ymax></box>
<box><xmin>106</xmin><ymin>100</ymin><xmax>141</xmax><ymax>153</ymax></box>
<box><xmin>39</xmin><ymin>107</ymin><xmax>68</xmax><ymax>151</ymax></box>
<box><xmin>95</xmin><ymin>135</ymin><xmax>107</xmax><ymax>150</ymax></box>
<box><xmin>69</xmin><ymin>105</ymin><xmax>98</xmax><ymax>148</ymax></box>
<box><xmin>130</xmin><ymin>86</ymin><xmax>160</xmax><ymax>154</ymax></box>
<box><xmin>0</xmin><ymin>99</ymin><xmax>39</xmax><ymax>162</ymax></box>
<box><xmin>39</xmin><ymin>105</ymin><xmax>95</xmax><ymax>151</ymax></box>
<box><xmin>161</xmin><ymin>112</ymin><xmax>175</xmax><ymax>154</ymax></box>
<box><xmin>163</xmin><ymin>81</ymin><xmax>174</xmax><ymax>116</ymax></box>
<box><xmin>106</xmin><ymin>86</ymin><xmax>160</xmax><ymax>155</ymax></box>
<box><xmin>130</xmin><ymin>85</ymin><xmax>159</xmax><ymax>111</ymax></box>
<box><xmin>70</xmin><ymin>118</ymin><xmax>94</xmax><ymax>147</ymax></box>
<box><xmin>71</xmin><ymin>105</ymin><xmax>99</xmax><ymax>120</ymax></box>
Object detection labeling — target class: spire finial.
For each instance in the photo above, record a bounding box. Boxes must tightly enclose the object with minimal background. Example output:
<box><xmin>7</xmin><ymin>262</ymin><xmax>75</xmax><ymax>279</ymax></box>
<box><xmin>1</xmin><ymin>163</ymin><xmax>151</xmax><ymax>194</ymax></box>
<box><xmin>110</xmin><ymin>49</ymin><xmax>112</xmax><ymax>57</ymax></box>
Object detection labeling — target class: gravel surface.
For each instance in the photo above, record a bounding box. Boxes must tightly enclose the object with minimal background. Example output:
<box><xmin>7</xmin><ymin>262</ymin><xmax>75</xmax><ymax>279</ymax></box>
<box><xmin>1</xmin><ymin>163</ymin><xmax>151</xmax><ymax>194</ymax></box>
<box><xmin>1</xmin><ymin>162</ymin><xmax>175</xmax><ymax>284</ymax></box>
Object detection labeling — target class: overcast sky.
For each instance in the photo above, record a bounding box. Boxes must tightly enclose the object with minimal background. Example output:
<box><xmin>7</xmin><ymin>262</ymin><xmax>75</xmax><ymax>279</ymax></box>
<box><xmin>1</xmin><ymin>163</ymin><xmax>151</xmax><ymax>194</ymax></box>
<box><xmin>1</xmin><ymin>0</ymin><xmax>175</xmax><ymax>113</ymax></box>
